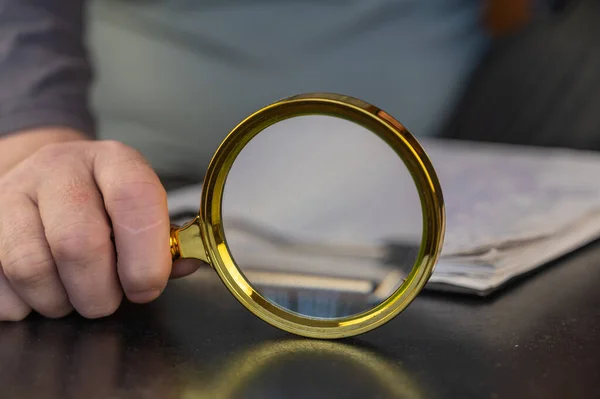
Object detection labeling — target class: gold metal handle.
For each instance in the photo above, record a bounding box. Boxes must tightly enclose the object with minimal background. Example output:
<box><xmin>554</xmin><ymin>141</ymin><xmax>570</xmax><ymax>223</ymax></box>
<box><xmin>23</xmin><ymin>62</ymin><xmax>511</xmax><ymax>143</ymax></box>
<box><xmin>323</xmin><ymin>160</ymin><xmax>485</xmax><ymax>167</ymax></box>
<box><xmin>169</xmin><ymin>216</ymin><xmax>210</xmax><ymax>264</ymax></box>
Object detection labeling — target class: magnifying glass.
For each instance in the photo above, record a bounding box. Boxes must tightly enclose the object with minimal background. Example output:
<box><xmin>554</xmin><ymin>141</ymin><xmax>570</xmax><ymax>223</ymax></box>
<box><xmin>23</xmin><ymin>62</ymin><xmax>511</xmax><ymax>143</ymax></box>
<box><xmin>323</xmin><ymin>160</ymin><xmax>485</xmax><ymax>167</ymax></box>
<box><xmin>169</xmin><ymin>93</ymin><xmax>445</xmax><ymax>339</ymax></box>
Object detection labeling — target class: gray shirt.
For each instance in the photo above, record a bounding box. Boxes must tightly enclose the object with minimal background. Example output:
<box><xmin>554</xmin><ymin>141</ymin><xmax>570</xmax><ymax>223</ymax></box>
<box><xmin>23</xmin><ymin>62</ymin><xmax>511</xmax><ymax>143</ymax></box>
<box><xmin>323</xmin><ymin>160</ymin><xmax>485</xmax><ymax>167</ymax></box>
<box><xmin>0</xmin><ymin>0</ymin><xmax>95</xmax><ymax>138</ymax></box>
<box><xmin>1</xmin><ymin>0</ymin><xmax>490</xmax><ymax>179</ymax></box>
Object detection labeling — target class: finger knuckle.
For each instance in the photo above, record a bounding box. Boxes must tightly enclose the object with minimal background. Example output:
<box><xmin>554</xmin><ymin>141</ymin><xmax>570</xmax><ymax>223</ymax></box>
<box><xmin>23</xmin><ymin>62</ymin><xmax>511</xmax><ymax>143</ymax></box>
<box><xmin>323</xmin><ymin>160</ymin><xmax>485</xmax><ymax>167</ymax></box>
<box><xmin>50</xmin><ymin>224</ymin><xmax>113</xmax><ymax>264</ymax></box>
<box><xmin>0</xmin><ymin>182</ymin><xmax>16</xmax><ymax>203</ymax></box>
<box><xmin>105</xmin><ymin>180</ymin><xmax>167</xmax><ymax>214</ymax></box>
<box><xmin>102</xmin><ymin>139</ymin><xmax>136</xmax><ymax>156</ymax></box>
<box><xmin>61</xmin><ymin>180</ymin><xmax>95</xmax><ymax>208</ymax></box>
<box><xmin>96</xmin><ymin>143</ymin><xmax>166</xmax><ymax>213</ymax></box>
<box><xmin>2</xmin><ymin>243</ymin><xmax>55</xmax><ymax>287</ymax></box>
<box><xmin>32</xmin><ymin>141</ymin><xmax>72</xmax><ymax>164</ymax></box>
<box><xmin>0</xmin><ymin>196</ymin><xmax>34</xmax><ymax>238</ymax></box>
<box><xmin>101</xmin><ymin>141</ymin><xmax>151</xmax><ymax>171</ymax></box>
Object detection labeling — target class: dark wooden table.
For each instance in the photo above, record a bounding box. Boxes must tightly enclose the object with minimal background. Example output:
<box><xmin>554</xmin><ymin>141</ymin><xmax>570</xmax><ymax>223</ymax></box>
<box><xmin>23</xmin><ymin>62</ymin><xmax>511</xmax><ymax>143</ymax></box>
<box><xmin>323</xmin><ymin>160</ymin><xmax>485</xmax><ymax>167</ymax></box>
<box><xmin>2</xmin><ymin>241</ymin><xmax>599</xmax><ymax>399</ymax></box>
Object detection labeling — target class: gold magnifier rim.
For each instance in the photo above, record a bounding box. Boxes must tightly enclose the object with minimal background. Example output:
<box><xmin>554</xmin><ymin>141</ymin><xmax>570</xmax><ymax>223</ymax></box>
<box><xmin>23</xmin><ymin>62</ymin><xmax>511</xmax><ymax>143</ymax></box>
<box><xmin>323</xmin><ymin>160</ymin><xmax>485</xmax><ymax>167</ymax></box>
<box><xmin>199</xmin><ymin>93</ymin><xmax>445</xmax><ymax>339</ymax></box>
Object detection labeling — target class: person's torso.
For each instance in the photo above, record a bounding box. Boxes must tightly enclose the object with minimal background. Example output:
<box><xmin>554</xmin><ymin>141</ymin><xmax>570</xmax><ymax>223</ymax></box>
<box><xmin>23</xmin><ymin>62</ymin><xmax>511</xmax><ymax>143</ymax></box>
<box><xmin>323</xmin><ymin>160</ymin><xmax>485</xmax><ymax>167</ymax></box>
<box><xmin>86</xmin><ymin>0</ymin><xmax>489</xmax><ymax>180</ymax></box>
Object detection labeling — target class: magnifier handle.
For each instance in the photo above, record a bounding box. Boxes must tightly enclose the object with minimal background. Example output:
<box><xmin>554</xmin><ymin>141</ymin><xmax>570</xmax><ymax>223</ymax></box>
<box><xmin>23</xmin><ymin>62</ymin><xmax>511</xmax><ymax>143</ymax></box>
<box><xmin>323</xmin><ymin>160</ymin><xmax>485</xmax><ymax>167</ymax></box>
<box><xmin>169</xmin><ymin>216</ymin><xmax>210</xmax><ymax>264</ymax></box>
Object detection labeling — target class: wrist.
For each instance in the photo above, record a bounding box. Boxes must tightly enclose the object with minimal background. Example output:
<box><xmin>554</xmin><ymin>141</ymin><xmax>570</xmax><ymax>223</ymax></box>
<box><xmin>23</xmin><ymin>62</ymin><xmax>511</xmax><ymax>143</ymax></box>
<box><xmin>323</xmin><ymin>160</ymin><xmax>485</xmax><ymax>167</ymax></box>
<box><xmin>0</xmin><ymin>127</ymin><xmax>91</xmax><ymax>175</ymax></box>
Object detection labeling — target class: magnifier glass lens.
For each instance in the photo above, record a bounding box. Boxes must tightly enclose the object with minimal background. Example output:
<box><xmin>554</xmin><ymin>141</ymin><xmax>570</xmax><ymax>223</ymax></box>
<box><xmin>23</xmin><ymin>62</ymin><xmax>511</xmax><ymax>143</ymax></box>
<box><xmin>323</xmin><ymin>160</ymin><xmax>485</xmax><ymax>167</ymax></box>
<box><xmin>221</xmin><ymin>115</ymin><xmax>423</xmax><ymax>319</ymax></box>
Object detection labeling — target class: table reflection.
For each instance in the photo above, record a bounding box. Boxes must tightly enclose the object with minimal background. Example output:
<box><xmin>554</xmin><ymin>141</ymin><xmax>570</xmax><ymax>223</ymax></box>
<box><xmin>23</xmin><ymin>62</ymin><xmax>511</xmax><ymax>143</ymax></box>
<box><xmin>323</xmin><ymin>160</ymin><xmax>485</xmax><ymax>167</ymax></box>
<box><xmin>183</xmin><ymin>340</ymin><xmax>425</xmax><ymax>399</ymax></box>
<box><xmin>0</xmin><ymin>320</ymin><xmax>181</xmax><ymax>399</ymax></box>
<box><xmin>0</xmin><ymin>315</ymin><xmax>423</xmax><ymax>399</ymax></box>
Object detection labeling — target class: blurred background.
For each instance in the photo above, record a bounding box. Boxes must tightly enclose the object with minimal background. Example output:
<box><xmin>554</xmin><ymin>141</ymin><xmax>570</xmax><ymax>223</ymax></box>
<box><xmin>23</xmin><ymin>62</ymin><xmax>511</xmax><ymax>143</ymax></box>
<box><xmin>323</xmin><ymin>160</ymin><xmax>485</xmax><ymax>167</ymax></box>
<box><xmin>83</xmin><ymin>0</ymin><xmax>598</xmax><ymax>189</ymax></box>
<box><xmin>443</xmin><ymin>0</ymin><xmax>600</xmax><ymax>151</ymax></box>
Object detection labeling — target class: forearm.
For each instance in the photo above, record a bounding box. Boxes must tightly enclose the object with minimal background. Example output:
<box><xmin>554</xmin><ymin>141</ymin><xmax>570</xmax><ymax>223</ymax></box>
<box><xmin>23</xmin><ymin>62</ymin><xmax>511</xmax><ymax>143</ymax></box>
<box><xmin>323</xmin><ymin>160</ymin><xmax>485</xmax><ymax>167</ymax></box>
<box><xmin>0</xmin><ymin>0</ymin><xmax>94</xmax><ymax>140</ymax></box>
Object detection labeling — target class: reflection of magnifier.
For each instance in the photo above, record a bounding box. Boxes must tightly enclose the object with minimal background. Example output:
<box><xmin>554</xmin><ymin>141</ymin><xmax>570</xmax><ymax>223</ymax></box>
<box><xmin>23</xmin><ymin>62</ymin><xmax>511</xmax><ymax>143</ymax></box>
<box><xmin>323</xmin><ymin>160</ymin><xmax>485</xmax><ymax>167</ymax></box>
<box><xmin>170</xmin><ymin>93</ymin><xmax>445</xmax><ymax>339</ymax></box>
<box><xmin>181</xmin><ymin>340</ymin><xmax>425</xmax><ymax>399</ymax></box>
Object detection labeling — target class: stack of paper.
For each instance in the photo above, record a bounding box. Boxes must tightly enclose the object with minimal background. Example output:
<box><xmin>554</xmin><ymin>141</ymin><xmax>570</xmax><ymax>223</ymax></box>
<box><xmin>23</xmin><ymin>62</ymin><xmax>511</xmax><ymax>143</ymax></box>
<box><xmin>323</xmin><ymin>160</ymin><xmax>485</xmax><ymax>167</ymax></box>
<box><xmin>167</xmin><ymin>139</ymin><xmax>600</xmax><ymax>296</ymax></box>
<box><xmin>424</xmin><ymin>139</ymin><xmax>600</xmax><ymax>295</ymax></box>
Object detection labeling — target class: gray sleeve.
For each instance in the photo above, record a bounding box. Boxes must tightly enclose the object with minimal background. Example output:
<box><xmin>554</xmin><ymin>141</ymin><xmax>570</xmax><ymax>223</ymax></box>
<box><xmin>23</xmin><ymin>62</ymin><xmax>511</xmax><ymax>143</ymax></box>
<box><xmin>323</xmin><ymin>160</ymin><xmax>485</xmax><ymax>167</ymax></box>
<box><xmin>0</xmin><ymin>0</ymin><xmax>95</xmax><ymax>138</ymax></box>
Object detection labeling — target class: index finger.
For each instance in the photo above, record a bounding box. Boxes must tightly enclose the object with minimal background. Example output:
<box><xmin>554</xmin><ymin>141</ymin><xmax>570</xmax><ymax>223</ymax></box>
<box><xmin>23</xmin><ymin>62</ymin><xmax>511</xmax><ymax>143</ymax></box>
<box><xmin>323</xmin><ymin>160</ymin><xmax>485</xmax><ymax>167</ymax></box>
<box><xmin>93</xmin><ymin>141</ymin><xmax>171</xmax><ymax>303</ymax></box>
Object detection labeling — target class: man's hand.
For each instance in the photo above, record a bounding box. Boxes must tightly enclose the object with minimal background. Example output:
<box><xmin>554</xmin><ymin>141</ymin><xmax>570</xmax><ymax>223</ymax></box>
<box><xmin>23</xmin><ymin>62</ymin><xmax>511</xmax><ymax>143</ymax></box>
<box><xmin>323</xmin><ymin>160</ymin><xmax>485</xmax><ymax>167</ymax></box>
<box><xmin>0</xmin><ymin>129</ymin><xmax>197</xmax><ymax>321</ymax></box>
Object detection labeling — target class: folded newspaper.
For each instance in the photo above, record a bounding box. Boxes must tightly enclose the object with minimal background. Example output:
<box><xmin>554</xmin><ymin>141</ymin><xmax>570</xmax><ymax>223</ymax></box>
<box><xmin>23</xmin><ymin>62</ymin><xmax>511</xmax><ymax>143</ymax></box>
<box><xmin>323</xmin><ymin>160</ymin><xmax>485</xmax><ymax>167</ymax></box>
<box><xmin>167</xmin><ymin>139</ymin><xmax>600</xmax><ymax>296</ymax></box>
<box><xmin>423</xmin><ymin>139</ymin><xmax>600</xmax><ymax>295</ymax></box>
